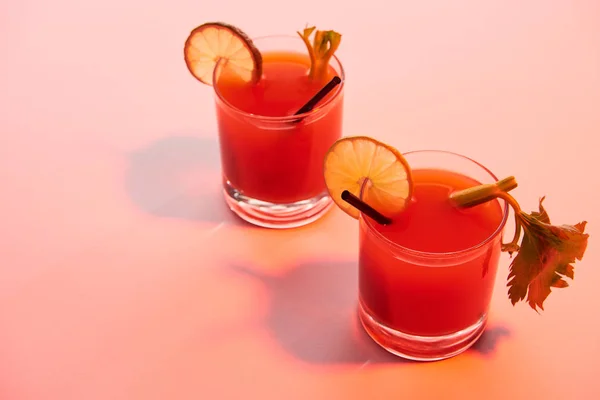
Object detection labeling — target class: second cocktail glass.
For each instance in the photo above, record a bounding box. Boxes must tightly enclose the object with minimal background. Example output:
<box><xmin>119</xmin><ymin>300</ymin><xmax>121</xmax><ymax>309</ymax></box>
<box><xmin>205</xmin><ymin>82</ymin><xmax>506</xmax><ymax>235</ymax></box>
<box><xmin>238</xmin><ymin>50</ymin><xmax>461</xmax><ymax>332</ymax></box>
<box><xmin>213</xmin><ymin>35</ymin><xmax>345</xmax><ymax>228</ymax></box>
<box><xmin>324</xmin><ymin>135</ymin><xmax>588</xmax><ymax>361</ymax></box>
<box><xmin>357</xmin><ymin>150</ymin><xmax>510</xmax><ymax>360</ymax></box>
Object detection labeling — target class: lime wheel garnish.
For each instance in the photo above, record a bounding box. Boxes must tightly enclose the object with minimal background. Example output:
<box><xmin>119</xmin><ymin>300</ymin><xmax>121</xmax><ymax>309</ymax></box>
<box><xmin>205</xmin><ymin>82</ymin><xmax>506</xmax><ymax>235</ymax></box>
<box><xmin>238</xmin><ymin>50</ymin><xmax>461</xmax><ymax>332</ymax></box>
<box><xmin>183</xmin><ymin>22</ymin><xmax>262</xmax><ymax>86</ymax></box>
<box><xmin>323</xmin><ymin>136</ymin><xmax>413</xmax><ymax>219</ymax></box>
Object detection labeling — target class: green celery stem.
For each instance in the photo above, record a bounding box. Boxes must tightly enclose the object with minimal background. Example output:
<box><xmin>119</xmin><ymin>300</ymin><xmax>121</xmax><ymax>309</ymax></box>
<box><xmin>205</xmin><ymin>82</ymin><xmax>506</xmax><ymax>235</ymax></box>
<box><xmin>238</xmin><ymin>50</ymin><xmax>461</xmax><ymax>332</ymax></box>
<box><xmin>450</xmin><ymin>176</ymin><xmax>518</xmax><ymax>209</ymax></box>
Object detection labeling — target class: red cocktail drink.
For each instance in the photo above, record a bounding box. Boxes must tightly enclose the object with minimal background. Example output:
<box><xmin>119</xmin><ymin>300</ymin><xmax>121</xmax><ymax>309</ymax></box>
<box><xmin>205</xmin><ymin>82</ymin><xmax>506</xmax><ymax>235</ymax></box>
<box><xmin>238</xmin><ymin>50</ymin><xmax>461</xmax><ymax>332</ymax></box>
<box><xmin>214</xmin><ymin>36</ymin><xmax>344</xmax><ymax>228</ymax></box>
<box><xmin>358</xmin><ymin>151</ymin><xmax>509</xmax><ymax>360</ymax></box>
<box><xmin>324</xmin><ymin>135</ymin><xmax>589</xmax><ymax>361</ymax></box>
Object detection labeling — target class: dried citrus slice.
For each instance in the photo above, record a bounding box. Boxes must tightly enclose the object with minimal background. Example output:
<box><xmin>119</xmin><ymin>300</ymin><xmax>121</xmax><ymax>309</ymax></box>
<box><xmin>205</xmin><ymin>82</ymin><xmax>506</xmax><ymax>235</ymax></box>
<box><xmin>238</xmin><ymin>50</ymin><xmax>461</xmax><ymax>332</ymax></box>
<box><xmin>323</xmin><ymin>136</ymin><xmax>413</xmax><ymax>219</ymax></box>
<box><xmin>184</xmin><ymin>22</ymin><xmax>262</xmax><ymax>86</ymax></box>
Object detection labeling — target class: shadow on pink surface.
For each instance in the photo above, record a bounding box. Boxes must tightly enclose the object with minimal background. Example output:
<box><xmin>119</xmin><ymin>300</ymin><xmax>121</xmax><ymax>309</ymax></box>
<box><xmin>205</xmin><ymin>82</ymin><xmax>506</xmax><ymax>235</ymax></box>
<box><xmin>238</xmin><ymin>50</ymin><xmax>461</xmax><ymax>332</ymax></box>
<box><xmin>229</xmin><ymin>260</ymin><xmax>511</xmax><ymax>364</ymax></box>
<box><xmin>125</xmin><ymin>135</ymin><xmax>244</xmax><ymax>224</ymax></box>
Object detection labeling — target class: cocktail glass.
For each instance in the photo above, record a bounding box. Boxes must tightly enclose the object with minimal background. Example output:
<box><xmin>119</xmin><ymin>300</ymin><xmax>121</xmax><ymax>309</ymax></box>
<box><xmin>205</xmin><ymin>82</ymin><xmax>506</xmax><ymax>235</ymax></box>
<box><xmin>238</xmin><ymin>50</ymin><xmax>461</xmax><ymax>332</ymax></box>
<box><xmin>213</xmin><ymin>35</ymin><xmax>345</xmax><ymax>228</ymax></box>
<box><xmin>357</xmin><ymin>150</ymin><xmax>509</xmax><ymax>361</ymax></box>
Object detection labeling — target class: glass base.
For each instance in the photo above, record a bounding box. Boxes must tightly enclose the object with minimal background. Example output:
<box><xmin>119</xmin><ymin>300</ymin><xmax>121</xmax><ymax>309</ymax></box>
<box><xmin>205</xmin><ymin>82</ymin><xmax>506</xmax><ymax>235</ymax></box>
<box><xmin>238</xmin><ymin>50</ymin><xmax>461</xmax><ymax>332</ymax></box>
<box><xmin>358</xmin><ymin>299</ymin><xmax>487</xmax><ymax>361</ymax></box>
<box><xmin>223</xmin><ymin>181</ymin><xmax>333</xmax><ymax>229</ymax></box>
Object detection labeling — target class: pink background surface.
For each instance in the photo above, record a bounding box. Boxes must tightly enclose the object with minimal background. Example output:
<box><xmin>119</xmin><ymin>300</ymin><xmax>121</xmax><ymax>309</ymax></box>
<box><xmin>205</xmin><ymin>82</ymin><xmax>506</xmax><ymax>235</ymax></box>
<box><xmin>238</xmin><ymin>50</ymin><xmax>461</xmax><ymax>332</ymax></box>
<box><xmin>1</xmin><ymin>1</ymin><xmax>599</xmax><ymax>399</ymax></box>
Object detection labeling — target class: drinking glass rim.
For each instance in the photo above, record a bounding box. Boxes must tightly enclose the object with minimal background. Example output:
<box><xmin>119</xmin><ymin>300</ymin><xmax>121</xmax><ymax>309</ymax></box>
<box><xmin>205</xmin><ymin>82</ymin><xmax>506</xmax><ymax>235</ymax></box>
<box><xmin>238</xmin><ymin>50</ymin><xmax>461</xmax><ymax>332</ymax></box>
<box><xmin>360</xmin><ymin>149</ymin><xmax>510</xmax><ymax>260</ymax></box>
<box><xmin>212</xmin><ymin>34</ymin><xmax>345</xmax><ymax>122</ymax></box>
